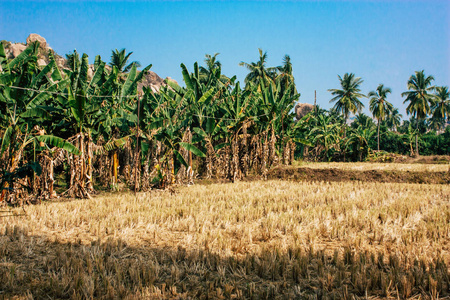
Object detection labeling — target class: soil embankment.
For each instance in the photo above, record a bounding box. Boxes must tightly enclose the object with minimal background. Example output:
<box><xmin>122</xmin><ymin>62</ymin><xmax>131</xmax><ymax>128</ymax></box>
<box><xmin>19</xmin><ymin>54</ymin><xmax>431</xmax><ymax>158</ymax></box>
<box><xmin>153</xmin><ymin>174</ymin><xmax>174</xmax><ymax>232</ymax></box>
<box><xmin>268</xmin><ymin>166</ymin><xmax>450</xmax><ymax>184</ymax></box>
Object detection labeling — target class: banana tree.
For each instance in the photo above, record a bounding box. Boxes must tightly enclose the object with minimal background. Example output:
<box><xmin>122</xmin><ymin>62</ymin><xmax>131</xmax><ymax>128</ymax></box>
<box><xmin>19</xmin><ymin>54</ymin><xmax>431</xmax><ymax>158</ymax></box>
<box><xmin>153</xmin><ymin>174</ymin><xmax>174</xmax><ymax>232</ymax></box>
<box><xmin>0</xmin><ymin>42</ymin><xmax>80</xmax><ymax>201</ymax></box>
<box><xmin>309</xmin><ymin>114</ymin><xmax>340</xmax><ymax>161</ymax></box>
<box><xmin>94</xmin><ymin>63</ymin><xmax>152</xmax><ymax>188</ymax></box>
<box><xmin>0</xmin><ymin>112</ymin><xmax>80</xmax><ymax>203</ymax></box>
<box><xmin>179</xmin><ymin>62</ymin><xmax>224</xmax><ymax>179</ymax></box>
<box><xmin>140</xmin><ymin>85</ymin><xmax>205</xmax><ymax>187</ymax></box>
<box><xmin>220</xmin><ymin>81</ymin><xmax>254</xmax><ymax>181</ymax></box>
<box><xmin>257</xmin><ymin>79</ymin><xmax>300</xmax><ymax>168</ymax></box>
<box><xmin>346</xmin><ymin>123</ymin><xmax>375</xmax><ymax>161</ymax></box>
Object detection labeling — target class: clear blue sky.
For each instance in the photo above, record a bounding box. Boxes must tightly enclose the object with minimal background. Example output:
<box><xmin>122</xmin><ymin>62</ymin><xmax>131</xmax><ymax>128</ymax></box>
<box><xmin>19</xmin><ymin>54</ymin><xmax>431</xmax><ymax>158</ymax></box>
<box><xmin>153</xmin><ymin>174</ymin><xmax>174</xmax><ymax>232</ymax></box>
<box><xmin>1</xmin><ymin>0</ymin><xmax>449</xmax><ymax>118</ymax></box>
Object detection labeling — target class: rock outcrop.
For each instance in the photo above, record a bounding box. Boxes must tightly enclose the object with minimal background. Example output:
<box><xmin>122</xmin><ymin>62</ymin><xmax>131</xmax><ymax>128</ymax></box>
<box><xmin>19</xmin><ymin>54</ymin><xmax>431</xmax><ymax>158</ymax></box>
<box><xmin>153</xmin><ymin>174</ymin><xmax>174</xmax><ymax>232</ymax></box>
<box><xmin>138</xmin><ymin>70</ymin><xmax>165</xmax><ymax>93</ymax></box>
<box><xmin>3</xmin><ymin>33</ymin><xmax>61</xmax><ymax>68</ymax></box>
<box><xmin>295</xmin><ymin>103</ymin><xmax>314</xmax><ymax>120</ymax></box>
<box><xmin>26</xmin><ymin>33</ymin><xmax>48</xmax><ymax>49</ymax></box>
<box><xmin>10</xmin><ymin>43</ymin><xmax>26</xmax><ymax>57</ymax></box>
<box><xmin>2</xmin><ymin>34</ymin><xmax>170</xmax><ymax>93</ymax></box>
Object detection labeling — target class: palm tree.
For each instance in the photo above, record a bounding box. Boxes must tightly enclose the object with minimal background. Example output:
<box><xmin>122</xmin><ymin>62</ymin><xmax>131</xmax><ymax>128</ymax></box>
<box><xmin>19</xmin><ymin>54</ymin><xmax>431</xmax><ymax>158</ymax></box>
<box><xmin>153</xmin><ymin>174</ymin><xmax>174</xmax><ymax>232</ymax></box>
<box><xmin>328</xmin><ymin>73</ymin><xmax>366</xmax><ymax>132</ymax></box>
<box><xmin>401</xmin><ymin>70</ymin><xmax>435</xmax><ymax>156</ymax></box>
<box><xmin>431</xmin><ymin>86</ymin><xmax>449</xmax><ymax>131</ymax></box>
<box><xmin>328</xmin><ymin>73</ymin><xmax>365</xmax><ymax>161</ymax></box>
<box><xmin>110</xmin><ymin>48</ymin><xmax>141</xmax><ymax>73</ymax></box>
<box><xmin>386</xmin><ymin>108</ymin><xmax>402</xmax><ymax>132</ymax></box>
<box><xmin>239</xmin><ymin>48</ymin><xmax>277</xmax><ymax>88</ymax></box>
<box><xmin>276</xmin><ymin>55</ymin><xmax>297</xmax><ymax>96</ymax></box>
<box><xmin>200</xmin><ymin>53</ymin><xmax>221</xmax><ymax>76</ymax></box>
<box><xmin>368</xmin><ymin>84</ymin><xmax>393</xmax><ymax>151</ymax></box>
<box><xmin>428</xmin><ymin>115</ymin><xmax>443</xmax><ymax>132</ymax></box>
<box><xmin>351</xmin><ymin>113</ymin><xmax>376</xmax><ymax>130</ymax></box>
<box><xmin>199</xmin><ymin>53</ymin><xmax>230</xmax><ymax>86</ymax></box>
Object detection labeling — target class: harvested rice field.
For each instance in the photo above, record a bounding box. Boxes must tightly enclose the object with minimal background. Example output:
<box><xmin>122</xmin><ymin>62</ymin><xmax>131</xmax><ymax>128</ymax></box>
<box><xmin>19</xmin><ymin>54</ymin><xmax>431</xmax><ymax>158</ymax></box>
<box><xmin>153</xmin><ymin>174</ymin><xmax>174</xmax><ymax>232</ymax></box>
<box><xmin>1</xmin><ymin>164</ymin><xmax>449</xmax><ymax>299</ymax></box>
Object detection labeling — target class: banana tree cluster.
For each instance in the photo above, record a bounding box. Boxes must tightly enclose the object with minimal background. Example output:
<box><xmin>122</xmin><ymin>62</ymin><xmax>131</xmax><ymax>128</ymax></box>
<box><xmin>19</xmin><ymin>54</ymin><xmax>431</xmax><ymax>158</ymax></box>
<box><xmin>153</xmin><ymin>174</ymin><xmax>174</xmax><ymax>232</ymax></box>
<box><xmin>1</xmin><ymin>44</ymin><xmax>304</xmax><ymax>201</ymax></box>
<box><xmin>135</xmin><ymin>60</ymin><xmax>303</xmax><ymax>186</ymax></box>
<box><xmin>0</xmin><ymin>42</ymin><xmax>80</xmax><ymax>203</ymax></box>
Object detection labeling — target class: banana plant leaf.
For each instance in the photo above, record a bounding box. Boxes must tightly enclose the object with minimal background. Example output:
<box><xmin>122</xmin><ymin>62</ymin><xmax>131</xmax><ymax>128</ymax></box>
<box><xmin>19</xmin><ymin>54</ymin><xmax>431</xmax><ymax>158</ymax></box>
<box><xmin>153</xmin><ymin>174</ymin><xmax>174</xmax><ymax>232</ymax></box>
<box><xmin>94</xmin><ymin>135</ymin><xmax>131</xmax><ymax>155</ymax></box>
<box><xmin>179</xmin><ymin>142</ymin><xmax>206</xmax><ymax>157</ymax></box>
<box><xmin>35</xmin><ymin>135</ymin><xmax>81</xmax><ymax>155</ymax></box>
<box><xmin>0</xmin><ymin>126</ymin><xmax>14</xmax><ymax>156</ymax></box>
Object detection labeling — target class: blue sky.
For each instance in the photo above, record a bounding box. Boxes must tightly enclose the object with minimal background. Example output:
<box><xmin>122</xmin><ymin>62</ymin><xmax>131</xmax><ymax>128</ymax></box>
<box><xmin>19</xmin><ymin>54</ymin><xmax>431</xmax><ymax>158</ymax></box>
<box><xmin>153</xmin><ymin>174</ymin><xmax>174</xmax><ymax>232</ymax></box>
<box><xmin>1</xmin><ymin>0</ymin><xmax>449</xmax><ymax>118</ymax></box>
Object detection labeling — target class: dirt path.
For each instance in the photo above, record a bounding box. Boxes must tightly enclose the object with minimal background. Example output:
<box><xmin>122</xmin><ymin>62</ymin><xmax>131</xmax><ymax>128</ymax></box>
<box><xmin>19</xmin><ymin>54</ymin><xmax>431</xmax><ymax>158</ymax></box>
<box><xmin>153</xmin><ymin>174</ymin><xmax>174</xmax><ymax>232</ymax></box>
<box><xmin>268</xmin><ymin>166</ymin><xmax>450</xmax><ymax>184</ymax></box>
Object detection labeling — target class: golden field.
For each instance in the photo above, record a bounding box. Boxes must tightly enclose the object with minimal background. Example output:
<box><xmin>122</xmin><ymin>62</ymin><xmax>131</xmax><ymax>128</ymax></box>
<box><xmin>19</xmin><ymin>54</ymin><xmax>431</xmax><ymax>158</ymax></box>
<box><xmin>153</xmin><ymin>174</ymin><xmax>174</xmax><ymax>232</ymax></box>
<box><xmin>0</xmin><ymin>164</ymin><xmax>449</xmax><ymax>299</ymax></box>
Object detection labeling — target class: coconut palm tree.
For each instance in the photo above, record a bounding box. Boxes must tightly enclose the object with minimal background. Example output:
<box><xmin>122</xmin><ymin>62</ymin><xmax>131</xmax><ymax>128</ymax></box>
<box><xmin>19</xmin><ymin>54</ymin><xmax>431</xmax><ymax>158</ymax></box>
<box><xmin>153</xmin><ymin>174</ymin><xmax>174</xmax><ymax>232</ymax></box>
<box><xmin>328</xmin><ymin>73</ymin><xmax>365</xmax><ymax>161</ymax></box>
<box><xmin>401</xmin><ymin>70</ymin><xmax>435</xmax><ymax>156</ymax></box>
<box><xmin>368</xmin><ymin>84</ymin><xmax>393</xmax><ymax>151</ymax></box>
<box><xmin>199</xmin><ymin>53</ymin><xmax>221</xmax><ymax>80</ymax></box>
<box><xmin>199</xmin><ymin>53</ymin><xmax>231</xmax><ymax>87</ymax></box>
<box><xmin>351</xmin><ymin>113</ymin><xmax>376</xmax><ymax>130</ymax></box>
<box><xmin>110</xmin><ymin>48</ymin><xmax>141</xmax><ymax>73</ymax></box>
<box><xmin>431</xmin><ymin>86</ymin><xmax>449</xmax><ymax>131</ymax></box>
<box><xmin>239</xmin><ymin>48</ymin><xmax>277</xmax><ymax>88</ymax></box>
<box><xmin>276</xmin><ymin>55</ymin><xmax>297</xmax><ymax>96</ymax></box>
<box><xmin>386</xmin><ymin>108</ymin><xmax>402</xmax><ymax>132</ymax></box>
<box><xmin>328</xmin><ymin>73</ymin><xmax>365</xmax><ymax>132</ymax></box>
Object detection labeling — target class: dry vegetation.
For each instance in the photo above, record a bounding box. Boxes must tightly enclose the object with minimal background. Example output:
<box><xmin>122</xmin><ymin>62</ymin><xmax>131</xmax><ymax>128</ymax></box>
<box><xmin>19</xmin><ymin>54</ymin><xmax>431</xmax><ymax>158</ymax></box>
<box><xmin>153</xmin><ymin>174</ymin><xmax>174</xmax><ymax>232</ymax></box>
<box><xmin>1</xmin><ymin>175</ymin><xmax>449</xmax><ymax>299</ymax></box>
<box><xmin>268</xmin><ymin>162</ymin><xmax>450</xmax><ymax>185</ymax></box>
<box><xmin>295</xmin><ymin>162</ymin><xmax>450</xmax><ymax>172</ymax></box>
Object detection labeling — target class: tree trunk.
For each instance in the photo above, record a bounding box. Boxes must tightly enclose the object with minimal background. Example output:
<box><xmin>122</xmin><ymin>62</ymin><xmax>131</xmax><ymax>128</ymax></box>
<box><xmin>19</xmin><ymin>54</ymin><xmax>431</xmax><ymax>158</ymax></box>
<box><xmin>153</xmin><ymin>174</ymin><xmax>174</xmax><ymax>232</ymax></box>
<box><xmin>134</xmin><ymin>147</ymin><xmax>140</xmax><ymax>192</ymax></box>
<box><xmin>231</xmin><ymin>132</ymin><xmax>239</xmax><ymax>182</ymax></box>
<box><xmin>377</xmin><ymin>120</ymin><xmax>380</xmax><ymax>151</ymax></box>
<box><xmin>283</xmin><ymin>140</ymin><xmax>290</xmax><ymax>165</ymax></box>
<box><xmin>240</xmin><ymin>124</ymin><xmax>249</xmax><ymax>177</ymax></box>
<box><xmin>48</xmin><ymin>159</ymin><xmax>54</xmax><ymax>198</ymax></box>
<box><xmin>86</xmin><ymin>132</ymin><xmax>94</xmax><ymax>192</ymax></box>
<box><xmin>170</xmin><ymin>155</ymin><xmax>175</xmax><ymax>184</ymax></box>
<box><xmin>343</xmin><ymin>116</ymin><xmax>347</xmax><ymax>162</ymax></box>
<box><xmin>113</xmin><ymin>151</ymin><xmax>119</xmax><ymax>187</ymax></box>
<box><xmin>80</xmin><ymin>132</ymin><xmax>85</xmax><ymax>189</ymax></box>
<box><xmin>188</xmin><ymin>149</ymin><xmax>193</xmax><ymax>183</ymax></box>
<box><xmin>290</xmin><ymin>140</ymin><xmax>296</xmax><ymax>165</ymax></box>
<box><xmin>268</xmin><ymin>126</ymin><xmax>276</xmax><ymax>167</ymax></box>
<box><xmin>358</xmin><ymin>142</ymin><xmax>363</xmax><ymax>162</ymax></box>
<box><xmin>415</xmin><ymin>120</ymin><xmax>419</xmax><ymax>157</ymax></box>
<box><xmin>261</xmin><ymin>131</ymin><xmax>269</xmax><ymax>179</ymax></box>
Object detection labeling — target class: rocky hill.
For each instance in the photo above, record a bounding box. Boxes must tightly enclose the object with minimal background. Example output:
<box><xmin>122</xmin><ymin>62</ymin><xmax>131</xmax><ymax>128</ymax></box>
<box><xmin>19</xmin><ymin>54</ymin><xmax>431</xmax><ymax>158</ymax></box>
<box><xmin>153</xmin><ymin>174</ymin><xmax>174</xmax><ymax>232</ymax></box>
<box><xmin>295</xmin><ymin>103</ymin><xmax>314</xmax><ymax>120</ymax></box>
<box><xmin>1</xmin><ymin>33</ymin><xmax>176</xmax><ymax>93</ymax></box>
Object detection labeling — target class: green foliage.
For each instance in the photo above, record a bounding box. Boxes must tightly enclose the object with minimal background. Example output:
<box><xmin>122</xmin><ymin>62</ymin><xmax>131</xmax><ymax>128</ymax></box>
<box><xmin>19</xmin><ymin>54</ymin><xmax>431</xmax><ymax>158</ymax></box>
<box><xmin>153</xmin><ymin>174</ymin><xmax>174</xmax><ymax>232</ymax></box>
<box><xmin>1</xmin><ymin>42</ymin><xmax>449</xmax><ymax>199</ymax></box>
<box><xmin>329</xmin><ymin>73</ymin><xmax>366</xmax><ymax>122</ymax></box>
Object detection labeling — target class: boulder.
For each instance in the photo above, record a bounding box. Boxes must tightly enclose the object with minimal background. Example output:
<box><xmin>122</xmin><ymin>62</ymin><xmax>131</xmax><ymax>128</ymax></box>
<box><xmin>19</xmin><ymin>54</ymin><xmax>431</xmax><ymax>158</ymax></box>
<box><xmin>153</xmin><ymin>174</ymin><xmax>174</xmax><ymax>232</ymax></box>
<box><xmin>26</xmin><ymin>33</ymin><xmax>47</xmax><ymax>48</ymax></box>
<box><xmin>295</xmin><ymin>103</ymin><xmax>314</xmax><ymax>120</ymax></box>
<box><xmin>10</xmin><ymin>43</ymin><xmax>27</xmax><ymax>58</ymax></box>
<box><xmin>137</xmin><ymin>70</ymin><xmax>165</xmax><ymax>93</ymax></box>
<box><xmin>165</xmin><ymin>77</ymin><xmax>179</xmax><ymax>86</ymax></box>
<box><xmin>55</xmin><ymin>56</ymin><xmax>66</xmax><ymax>70</ymax></box>
<box><xmin>37</xmin><ymin>59</ymin><xmax>47</xmax><ymax>66</ymax></box>
<box><xmin>88</xmin><ymin>65</ymin><xmax>95</xmax><ymax>79</ymax></box>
